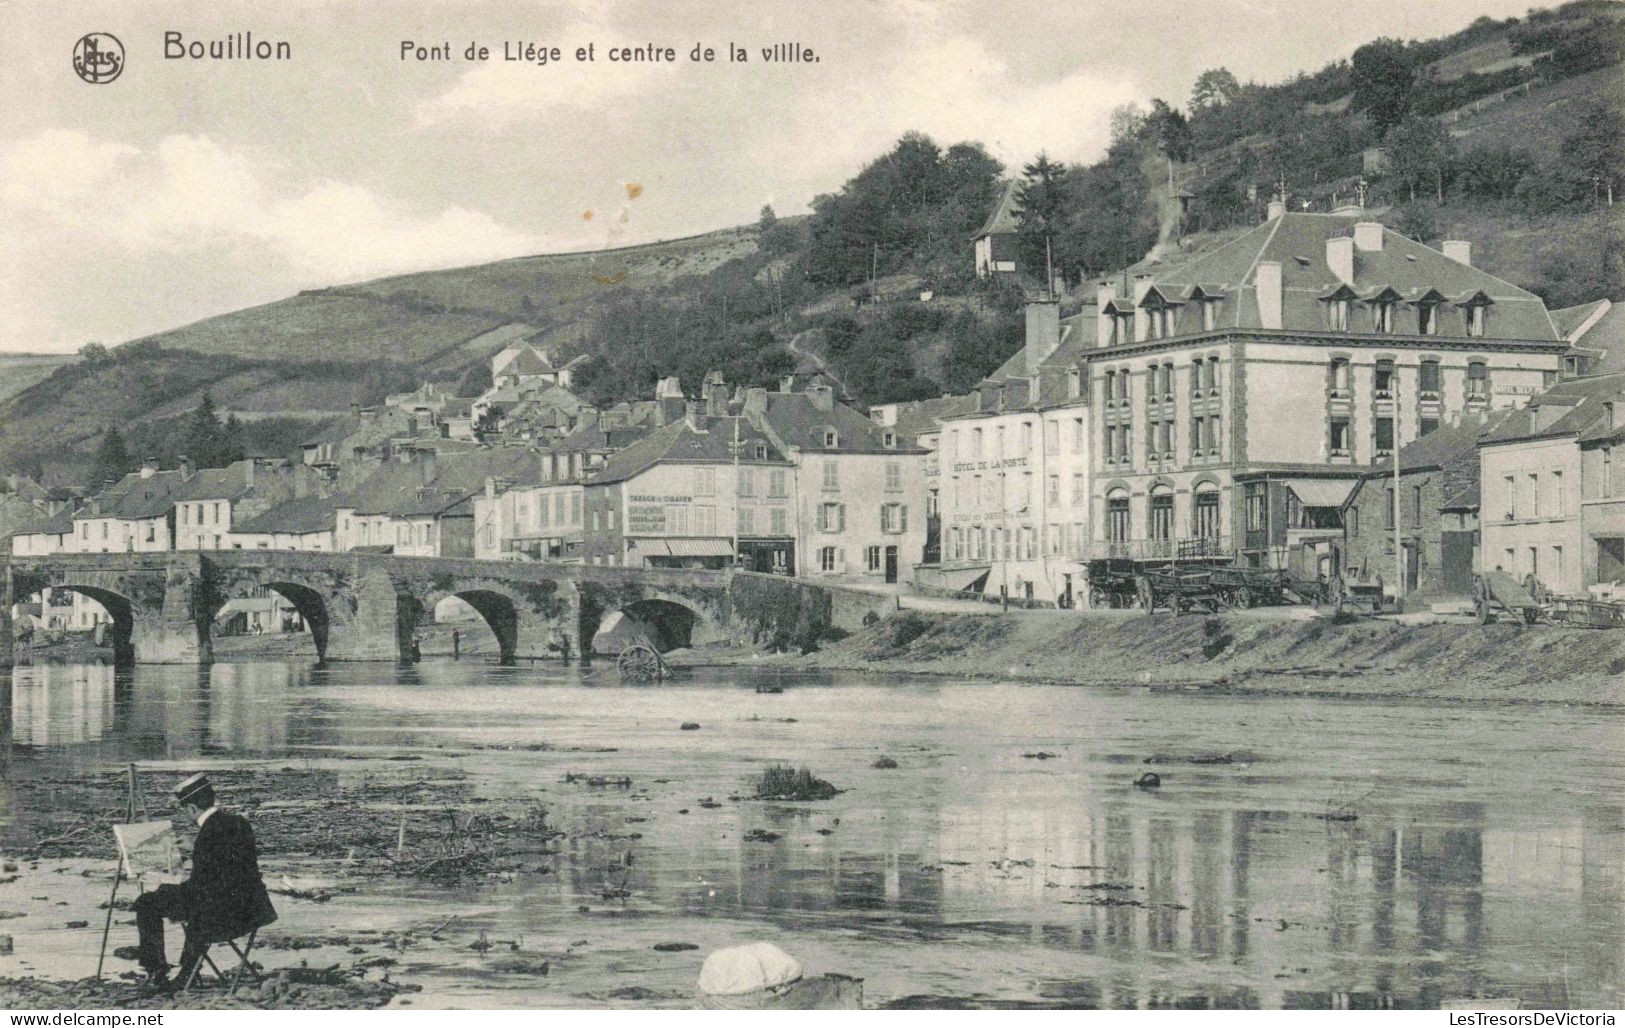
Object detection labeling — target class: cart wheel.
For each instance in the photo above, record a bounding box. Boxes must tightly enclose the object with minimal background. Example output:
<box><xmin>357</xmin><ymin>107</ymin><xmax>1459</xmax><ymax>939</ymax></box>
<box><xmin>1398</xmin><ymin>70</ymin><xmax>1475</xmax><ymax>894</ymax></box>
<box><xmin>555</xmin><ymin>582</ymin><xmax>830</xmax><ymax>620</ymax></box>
<box><xmin>1475</xmin><ymin>596</ymin><xmax>1490</xmax><ymax>625</ymax></box>
<box><xmin>617</xmin><ymin>644</ymin><xmax>661</xmax><ymax>681</ymax></box>
<box><xmin>1089</xmin><ymin>586</ymin><xmax>1106</xmax><ymax>609</ymax></box>
<box><xmin>1234</xmin><ymin>588</ymin><xmax>1252</xmax><ymax>609</ymax></box>
<box><xmin>1521</xmin><ymin>606</ymin><xmax>1537</xmax><ymax>626</ymax></box>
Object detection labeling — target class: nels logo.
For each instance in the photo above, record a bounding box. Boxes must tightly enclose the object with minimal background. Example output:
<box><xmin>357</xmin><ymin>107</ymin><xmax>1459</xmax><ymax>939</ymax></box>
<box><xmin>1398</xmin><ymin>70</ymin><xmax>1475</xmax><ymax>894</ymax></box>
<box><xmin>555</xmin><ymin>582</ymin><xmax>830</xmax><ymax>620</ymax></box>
<box><xmin>73</xmin><ymin>32</ymin><xmax>124</xmax><ymax>84</ymax></box>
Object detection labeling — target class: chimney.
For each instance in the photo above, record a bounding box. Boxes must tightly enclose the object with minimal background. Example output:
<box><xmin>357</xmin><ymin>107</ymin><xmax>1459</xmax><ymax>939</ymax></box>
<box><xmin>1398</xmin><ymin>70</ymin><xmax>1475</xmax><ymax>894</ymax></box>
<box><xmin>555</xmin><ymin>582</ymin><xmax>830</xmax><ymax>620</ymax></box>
<box><xmin>655</xmin><ymin>375</ymin><xmax>684</xmax><ymax>399</ymax></box>
<box><xmin>684</xmin><ymin>400</ymin><xmax>705</xmax><ymax>431</ymax></box>
<box><xmin>1442</xmin><ymin>240</ymin><xmax>1472</xmax><ymax>266</ymax></box>
<box><xmin>703</xmin><ymin>371</ymin><xmax>728</xmax><ymax>415</ymax></box>
<box><xmin>1354</xmin><ymin>221</ymin><xmax>1384</xmax><ymax>252</ymax></box>
<box><xmin>139</xmin><ymin>458</ymin><xmax>159</xmax><ymax>479</ymax></box>
<box><xmin>1096</xmin><ymin>281</ymin><xmax>1116</xmax><ymax>348</ymax></box>
<box><xmin>177</xmin><ymin>455</ymin><xmax>195</xmax><ymax>480</ymax></box>
<box><xmin>1326</xmin><ymin>236</ymin><xmax>1355</xmax><ymax>285</ymax></box>
<box><xmin>1255</xmin><ymin>261</ymin><xmax>1283</xmax><ymax>330</ymax></box>
<box><xmin>1267</xmin><ymin>198</ymin><xmax>1286</xmax><ymax>221</ymax></box>
<box><xmin>244</xmin><ymin>459</ymin><xmax>255</xmax><ymax>490</ymax></box>
<box><xmin>743</xmin><ymin>386</ymin><xmax>769</xmax><ymax>419</ymax></box>
<box><xmin>418</xmin><ymin>449</ymin><xmax>437</xmax><ymax>485</ymax></box>
<box><xmin>1023</xmin><ymin>296</ymin><xmax>1062</xmax><ymax>376</ymax></box>
<box><xmin>808</xmin><ymin>382</ymin><xmax>835</xmax><ymax>412</ymax></box>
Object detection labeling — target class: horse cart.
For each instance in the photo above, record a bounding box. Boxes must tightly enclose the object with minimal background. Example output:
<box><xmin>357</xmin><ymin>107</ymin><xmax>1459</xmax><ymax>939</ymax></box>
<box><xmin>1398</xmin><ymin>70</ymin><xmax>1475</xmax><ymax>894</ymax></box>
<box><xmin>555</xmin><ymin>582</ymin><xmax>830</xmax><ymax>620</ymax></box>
<box><xmin>1086</xmin><ymin>559</ymin><xmax>1143</xmax><ymax>608</ymax></box>
<box><xmin>1136</xmin><ymin>568</ymin><xmax>1226</xmax><ymax>616</ymax></box>
<box><xmin>616</xmin><ymin>634</ymin><xmax>675</xmax><ymax>681</ymax></box>
<box><xmin>1209</xmin><ymin>566</ymin><xmax>1291</xmax><ymax>608</ymax></box>
<box><xmin>1473</xmin><ymin>571</ymin><xmax>1542</xmax><ymax>625</ymax></box>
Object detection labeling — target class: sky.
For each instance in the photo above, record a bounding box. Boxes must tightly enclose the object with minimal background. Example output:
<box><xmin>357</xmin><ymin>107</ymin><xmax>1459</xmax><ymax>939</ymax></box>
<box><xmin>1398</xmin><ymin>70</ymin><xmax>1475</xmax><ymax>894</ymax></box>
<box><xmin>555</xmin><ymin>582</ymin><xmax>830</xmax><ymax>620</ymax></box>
<box><xmin>0</xmin><ymin>0</ymin><xmax>1536</xmax><ymax>355</ymax></box>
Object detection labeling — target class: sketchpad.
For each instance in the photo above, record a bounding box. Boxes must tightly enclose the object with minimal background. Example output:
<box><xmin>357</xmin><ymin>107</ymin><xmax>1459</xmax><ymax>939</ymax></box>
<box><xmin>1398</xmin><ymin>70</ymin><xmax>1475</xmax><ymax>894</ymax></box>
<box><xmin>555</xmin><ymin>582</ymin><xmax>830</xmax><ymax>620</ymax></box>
<box><xmin>697</xmin><ymin>942</ymin><xmax>802</xmax><ymax>996</ymax></box>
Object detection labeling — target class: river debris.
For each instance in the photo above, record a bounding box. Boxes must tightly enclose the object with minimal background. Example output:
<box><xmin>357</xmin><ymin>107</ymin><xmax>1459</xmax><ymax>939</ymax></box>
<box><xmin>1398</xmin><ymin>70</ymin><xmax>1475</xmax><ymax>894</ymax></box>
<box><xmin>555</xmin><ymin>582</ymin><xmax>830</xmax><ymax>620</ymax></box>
<box><xmin>871</xmin><ymin>756</ymin><xmax>899</xmax><ymax>769</ymax></box>
<box><xmin>1022</xmin><ymin>751</ymin><xmax>1058</xmax><ymax>760</ymax></box>
<box><xmin>752</xmin><ymin>766</ymin><xmax>840</xmax><ymax>802</ymax></box>
<box><xmin>743</xmin><ymin>828</ymin><xmax>782</xmax><ymax>843</ymax></box>
<box><xmin>0</xmin><ymin>968</ymin><xmax>413</xmax><ymax>1010</ymax></box>
<box><xmin>679</xmin><ymin>722</ymin><xmax>701</xmax><ymax>731</ymax></box>
<box><xmin>1134</xmin><ymin>772</ymin><xmax>1161</xmax><ymax>789</ymax></box>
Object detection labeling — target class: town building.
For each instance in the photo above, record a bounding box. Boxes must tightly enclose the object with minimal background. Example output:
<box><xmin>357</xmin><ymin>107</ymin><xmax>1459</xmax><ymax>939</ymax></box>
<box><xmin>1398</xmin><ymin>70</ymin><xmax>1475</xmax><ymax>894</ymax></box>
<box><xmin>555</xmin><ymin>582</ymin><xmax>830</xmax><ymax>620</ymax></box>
<box><xmin>62</xmin><ymin>460</ymin><xmax>196</xmax><ymax>553</ymax></box>
<box><xmin>173</xmin><ymin>458</ymin><xmax>323</xmax><ymax>551</ymax></box>
<box><xmin>332</xmin><ymin>449</ymin><xmax>540</xmax><ymax>558</ymax></box>
<box><xmin>1340</xmin><ymin>411</ymin><xmax>1509</xmax><ymax>599</ymax></box>
<box><xmin>973</xmin><ymin>181</ymin><xmax>1020</xmax><ymax>280</ymax></box>
<box><xmin>746</xmin><ymin>382</ymin><xmax>929</xmax><ymax>586</ymax></box>
<box><xmin>1554</xmin><ymin>298</ymin><xmax>1625</xmax><ymax>379</ymax></box>
<box><xmin>867</xmin><ymin>393</ymin><xmax>976</xmax><ymax>564</ymax></box>
<box><xmin>1070</xmin><ymin>205</ymin><xmax>1565</xmax><ymax>578</ymax></box>
<box><xmin>1478</xmin><ymin>373</ymin><xmax>1625</xmax><ymax>596</ymax></box>
<box><xmin>581</xmin><ymin>405</ymin><xmax>796</xmax><ymax>571</ymax></box>
<box><xmin>928</xmin><ymin>298</ymin><xmax>1094</xmax><ymax>605</ymax></box>
<box><xmin>229</xmin><ymin>495</ymin><xmax>338</xmax><ymax>551</ymax></box>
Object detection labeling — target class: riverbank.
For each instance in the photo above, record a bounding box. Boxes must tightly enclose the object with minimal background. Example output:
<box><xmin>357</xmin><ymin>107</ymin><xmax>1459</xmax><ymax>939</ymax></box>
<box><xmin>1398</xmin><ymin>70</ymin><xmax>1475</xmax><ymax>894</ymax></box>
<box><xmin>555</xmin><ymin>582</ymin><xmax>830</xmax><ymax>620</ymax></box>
<box><xmin>683</xmin><ymin>608</ymin><xmax>1625</xmax><ymax>707</ymax></box>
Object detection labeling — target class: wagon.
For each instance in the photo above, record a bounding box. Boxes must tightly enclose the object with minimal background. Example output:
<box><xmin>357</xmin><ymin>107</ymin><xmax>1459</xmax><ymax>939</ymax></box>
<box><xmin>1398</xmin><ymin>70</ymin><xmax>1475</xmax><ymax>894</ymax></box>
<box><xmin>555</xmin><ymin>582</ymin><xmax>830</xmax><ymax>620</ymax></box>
<box><xmin>1086</xmin><ymin>559</ymin><xmax>1143</xmax><ymax>609</ymax></box>
<box><xmin>1210</xmin><ymin>566</ymin><xmax>1291</xmax><ymax>608</ymax></box>
<box><xmin>1136</xmin><ymin>568</ymin><xmax>1225</xmax><ymax>616</ymax></box>
<box><xmin>1548</xmin><ymin>596</ymin><xmax>1625</xmax><ymax>629</ymax></box>
<box><xmin>1473</xmin><ymin>571</ymin><xmax>1542</xmax><ymax>626</ymax></box>
<box><xmin>616</xmin><ymin>634</ymin><xmax>675</xmax><ymax>681</ymax></box>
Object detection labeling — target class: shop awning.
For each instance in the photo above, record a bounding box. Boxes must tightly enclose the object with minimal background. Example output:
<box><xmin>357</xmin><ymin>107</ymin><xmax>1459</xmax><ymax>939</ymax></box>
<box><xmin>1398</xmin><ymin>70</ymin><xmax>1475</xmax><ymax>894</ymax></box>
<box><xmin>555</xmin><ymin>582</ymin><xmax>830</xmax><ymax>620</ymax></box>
<box><xmin>1281</xmin><ymin>478</ymin><xmax>1357</xmax><ymax>508</ymax></box>
<box><xmin>661</xmin><ymin>538</ymin><xmax>735</xmax><ymax>558</ymax></box>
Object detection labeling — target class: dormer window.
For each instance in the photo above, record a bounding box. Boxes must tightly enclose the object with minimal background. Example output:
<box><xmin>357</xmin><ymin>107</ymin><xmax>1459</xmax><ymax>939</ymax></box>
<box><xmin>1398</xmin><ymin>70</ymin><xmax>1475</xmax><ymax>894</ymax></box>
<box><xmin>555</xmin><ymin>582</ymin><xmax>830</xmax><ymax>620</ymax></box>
<box><xmin>882</xmin><ymin>431</ymin><xmax>896</xmax><ymax>449</ymax></box>
<box><xmin>1372</xmin><ymin>300</ymin><xmax>1396</xmax><ymax>333</ymax></box>
<box><xmin>1466</xmin><ymin>302</ymin><xmax>1490</xmax><ymax>338</ymax></box>
<box><xmin>823</xmin><ymin>428</ymin><xmax>839</xmax><ymax>448</ymax></box>
<box><xmin>1417</xmin><ymin>300</ymin><xmax>1440</xmax><ymax>335</ymax></box>
<box><xmin>1202</xmin><ymin>298</ymin><xmax>1219</xmax><ymax>332</ymax></box>
<box><xmin>755</xmin><ymin>442</ymin><xmax>768</xmax><ymax>459</ymax></box>
<box><xmin>1113</xmin><ymin>311</ymin><xmax>1134</xmax><ymax>344</ymax></box>
<box><xmin>1067</xmin><ymin>368</ymin><xmax>1082</xmax><ymax>399</ymax></box>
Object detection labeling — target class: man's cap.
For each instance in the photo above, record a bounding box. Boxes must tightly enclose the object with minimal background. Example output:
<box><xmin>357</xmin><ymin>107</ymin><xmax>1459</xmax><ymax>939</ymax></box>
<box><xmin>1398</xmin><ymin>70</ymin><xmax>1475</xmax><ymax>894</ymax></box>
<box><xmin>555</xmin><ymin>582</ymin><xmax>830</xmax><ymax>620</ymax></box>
<box><xmin>172</xmin><ymin>772</ymin><xmax>212</xmax><ymax>805</ymax></box>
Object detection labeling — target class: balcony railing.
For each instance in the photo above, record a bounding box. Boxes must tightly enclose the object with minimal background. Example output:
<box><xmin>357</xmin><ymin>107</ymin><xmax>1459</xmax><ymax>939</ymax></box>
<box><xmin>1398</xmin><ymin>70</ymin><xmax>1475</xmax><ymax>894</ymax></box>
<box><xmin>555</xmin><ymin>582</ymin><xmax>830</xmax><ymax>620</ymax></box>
<box><xmin>1081</xmin><ymin>535</ymin><xmax>1234</xmax><ymax>562</ymax></box>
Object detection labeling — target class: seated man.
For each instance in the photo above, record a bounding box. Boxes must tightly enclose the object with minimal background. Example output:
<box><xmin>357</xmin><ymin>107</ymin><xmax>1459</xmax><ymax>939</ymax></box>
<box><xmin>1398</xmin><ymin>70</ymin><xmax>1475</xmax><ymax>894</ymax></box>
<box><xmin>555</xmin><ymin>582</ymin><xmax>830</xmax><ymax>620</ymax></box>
<box><xmin>131</xmin><ymin>773</ymin><xmax>276</xmax><ymax>992</ymax></box>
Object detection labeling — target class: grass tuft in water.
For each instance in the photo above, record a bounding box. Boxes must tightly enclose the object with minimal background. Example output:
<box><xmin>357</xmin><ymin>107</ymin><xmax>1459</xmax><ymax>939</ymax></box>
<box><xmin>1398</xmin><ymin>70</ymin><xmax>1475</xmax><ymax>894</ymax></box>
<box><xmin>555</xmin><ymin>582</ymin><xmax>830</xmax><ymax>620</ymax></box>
<box><xmin>753</xmin><ymin>764</ymin><xmax>840</xmax><ymax>801</ymax></box>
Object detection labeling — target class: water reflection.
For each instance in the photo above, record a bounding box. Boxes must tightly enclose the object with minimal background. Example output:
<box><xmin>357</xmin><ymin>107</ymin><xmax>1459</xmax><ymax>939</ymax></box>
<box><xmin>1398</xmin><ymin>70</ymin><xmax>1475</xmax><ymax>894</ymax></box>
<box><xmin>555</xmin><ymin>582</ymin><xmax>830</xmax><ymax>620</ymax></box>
<box><xmin>1</xmin><ymin>661</ymin><xmax>1620</xmax><ymax>1008</ymax></box>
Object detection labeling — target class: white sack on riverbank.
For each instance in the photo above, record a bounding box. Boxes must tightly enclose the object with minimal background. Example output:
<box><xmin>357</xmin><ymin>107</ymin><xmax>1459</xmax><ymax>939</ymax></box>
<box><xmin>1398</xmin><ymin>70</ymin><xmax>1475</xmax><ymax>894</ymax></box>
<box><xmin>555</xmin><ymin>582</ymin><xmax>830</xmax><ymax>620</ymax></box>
<box><xmin>697</xmin><ymin>942</ymin><xmax>802</xmax><ymax>995</ymax></box>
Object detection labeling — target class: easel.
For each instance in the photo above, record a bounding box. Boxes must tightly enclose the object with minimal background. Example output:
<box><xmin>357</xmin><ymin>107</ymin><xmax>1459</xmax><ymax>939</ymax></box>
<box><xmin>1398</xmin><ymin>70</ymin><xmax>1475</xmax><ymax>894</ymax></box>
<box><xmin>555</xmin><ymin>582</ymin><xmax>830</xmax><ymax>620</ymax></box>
<box><xmin>95</xmin><ymin>763</ymin><xmax>138</xmax><ymax>980</ymax></box>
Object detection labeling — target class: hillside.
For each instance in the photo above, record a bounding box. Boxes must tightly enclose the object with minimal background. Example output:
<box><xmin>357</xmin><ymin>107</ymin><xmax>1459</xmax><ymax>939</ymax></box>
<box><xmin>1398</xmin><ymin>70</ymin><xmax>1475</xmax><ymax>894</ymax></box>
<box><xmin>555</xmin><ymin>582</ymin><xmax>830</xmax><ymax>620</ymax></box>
<box><xmin>0</xmin><ymin>354</ymin><xmax>72</xmax><ymax>404</ymax></box>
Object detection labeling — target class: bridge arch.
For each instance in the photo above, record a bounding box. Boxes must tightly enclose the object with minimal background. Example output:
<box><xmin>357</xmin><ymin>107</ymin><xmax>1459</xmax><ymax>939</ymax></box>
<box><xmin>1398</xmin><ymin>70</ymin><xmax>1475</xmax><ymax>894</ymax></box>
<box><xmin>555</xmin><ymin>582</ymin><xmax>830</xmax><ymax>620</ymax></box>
<box><xmin>592</xmin><ymin>594</ymin><xmax>722</xmax><ymax>654</ymax></box>
<box><xmin>206</xmin><ymin>580</ymin><xmax>331</xmax><ymax>664</ymax></box>
<box><xmin>43</xmin><ymin>584</ymin><xmax>136</xmax><ymax>667</ymax></box>
<box><xmin>415</xmin><ymin>586</ymin><xmax>528</xmax><ymax>665</ymax></box>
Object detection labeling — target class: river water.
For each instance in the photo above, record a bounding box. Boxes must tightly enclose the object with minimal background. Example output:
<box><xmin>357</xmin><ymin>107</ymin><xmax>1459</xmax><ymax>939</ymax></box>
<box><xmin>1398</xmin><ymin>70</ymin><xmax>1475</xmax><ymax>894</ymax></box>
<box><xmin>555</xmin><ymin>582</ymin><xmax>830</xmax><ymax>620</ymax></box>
<box><xmin>1</xmin><ymin>659</ymin><xmax>1621</xmax><ymax>1009</ymax></box>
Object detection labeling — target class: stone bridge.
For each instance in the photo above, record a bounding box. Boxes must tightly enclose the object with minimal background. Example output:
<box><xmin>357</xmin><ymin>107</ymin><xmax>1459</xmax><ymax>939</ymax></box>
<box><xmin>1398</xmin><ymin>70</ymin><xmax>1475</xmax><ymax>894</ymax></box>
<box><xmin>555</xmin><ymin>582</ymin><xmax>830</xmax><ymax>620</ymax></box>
<box><xmin>0</xmin><ymin>551</ymin><xmax>890</xmax><ymax>667</ymax></box>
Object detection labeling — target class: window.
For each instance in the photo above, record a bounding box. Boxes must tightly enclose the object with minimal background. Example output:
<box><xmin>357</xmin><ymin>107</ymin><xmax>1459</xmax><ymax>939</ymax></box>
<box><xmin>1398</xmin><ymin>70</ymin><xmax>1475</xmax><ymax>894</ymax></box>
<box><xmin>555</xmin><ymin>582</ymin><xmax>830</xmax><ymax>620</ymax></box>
<box><xmin>1375</xmin><ymin>417</ymin><xmax>1394</xmax><ymax>457</ymax></box>
<box><xmin>885</xmin><ymin>462</ymin><xmax>902</xmax><ymax>490</ymax></box>
<box><xmin>181</xmin><ymin>506</ymin><xmax>189</xmax><ymax>526</ymax></box>
<box><xmin>866</xmin><ymin>545</ymin><xmax>882</xmax><ymax>572</ymax></box>
<box><xmin>1467</xmin><ymin>361</ymin><xmax>1489</xmax><ymax>401</ymax></box>
<box><xmin>1329</xmin><ymin>299</ymin><xmax>1350</xmax><ymax>332</ymax></box>
<box><xmin>738</xmin><ymin>467</ymin><xmax>755</xmax><ymax>496</ymax></box>
<box><xmin>883</xmin><ymin>431</ymin><xmax>896</xmax><ymax>449</ymax></box>
<box><xmin>822</xmin><ymin>460</ymin><xmax>839</xmax><ymax>491</ymax></box>
<box><xmin>1048</xmin><ymin>523</ymin><xmax>1063</xmax><ymax>555</ymax></box>
<box><xmin>1245</xmin><ymin>484</ymin><xmax>1267</xmax><ymax>533</ymax></box>
<box><xmin>1149</xmin><ymin>491</ymin><xmax>1174</xmax><ymax>542</ymax></box>
<box><xmin>1202</xmin><ymin>299</ymin><xmax>1219</xmax><ymax>332</ymax></box>
<box><xmin>1206</xmin><ymin>357</ymin><xmax>1220</xmax><ymax>393</ymax></box>
<box><xmin>1466</xmin><ymin>302</ymin><xmax>1489</xmax><ymax>338</ymax></box>
<box><xmin>695</xmin><ymin>467</ymin><xmax>716</xmax><ymax>496</ymax></box>
<box><xmin>766</xmin><ymin>507</ymin><xmax>785</xmax><ymax>534</ymax></box>
<box><xmin>1072</xmin><ymin>418</ymin><xmax>1085</xmax><ymax>452</ymax></box>
<box><xmin>738</xmin><ymin>507</ymin><xmax>754</xmax><ymax>535</ymax></box>
<box><xmin>1374</xmin><ymin>359</ymin><xmax>1395</xmax><ymax>398</ymax></box>
<box><xmin>1047</xmin><ymin>475</ymin><xmax>1060</xmax><ymax>504</ymax></box>
<box><xmin>1417</xmin><ymin>302</ymin><xmax>1439</xmax><ymax>335</ymax></box>
<box><xmin>1107</xmin><ymin>493</ymin><xmax>1130</xmax><ymax>543</ymax></box>
<box><xmin>823</xmin><ymin>429</ymin><xmax>839</xmax><ymax>447</ymax></box>
<box><xmin>1552</xmin><ymin>545</ymin><xmax>1563</xmax><ymax>582</ymax></box>
<box><xmin>146</xmin><ymin>523</ymin><xmax>155</xmax><ymax>542</ymax></box>
<box><xmin>817</xmin><ymin>502</ymin><xmax>845</xmax><ymax>532</ymax></box>
<box><xmin>571</xmin><ymin>493</ymin><xmax>582</xmax><ymax>523</ymax></box>
<box><xmin>1348</xmin><ymin>507</ymin><xmax>1359</xmax><ymax>538</ymax></box>
<box><xmin>1330</xmin><ymin>416</ymin><xmax>1352</xmax><ymax>456</ymax></box>
<box><xmin>1105</xmin><ymin>370</ymin><xmax>1117</xmax><ymax>404</ymax></box>
<box><xmin>880</xmin><ymin>503</ymin><xmax>907</xmax><ymax>533</ymax></box>
<box><xmin>1194</xmin><ymin>489</ymin><xmax>1220</xmax><ymax>539</ymax></box>
<box><xmin>1045</xmin><ymin>420</ymin><xmax>1059</xmax><ymax>452</ymax></box>
<box><xmin>1530</xmin><ymin>473</ymin><xmax>1541</xmax><ymax>517</ymax></box>
<box><xmin>1505</xmin><ymin>474</ymin><xmax>1516</xmax><ymax>519</ymax></box>
<box><xmin>1068</xmin><ymin>368</ymin><xmax>1082</xmax><ymax>399</ymax></box>
<box><xmin>538</xmin><ymin>498</ymin><xmax>551</xmax><ymax>527</ymax></box>
<box><xmin>1210</xmin><ymin>415</ymin><xmax>1221</xmax><ymax>454</ymax></box>
<box><xmin>819</xmin><ymin>546</ymin><xmax>837</xmax><ymax>572</ymax></box>
<box><xmin>1384</xmin><ymin>486</ymin><xmax>1395</xmax><ymax>529</ymax></box>
<box><xmin>1373</xmin><ymin>301</ymin><xmax>1396</xmax><ymax>333</ymax></box>
<box><xmin>971</xmin><ymin>428</ymin><xmax>983</xmax><ymax>457</ymax></box>
<box><xmin>1330</xmin><ymin>357</ymin><xmax>1351</xmax><ymax>397</ymax></box>
<box><xmin>1604</xmin><ymin>448</ymin><xmax>1613</xmax><ymax>498</ymax></box>
<box><xmin>1071</xmin><ymin>473</ymin><xmax>1085</xmax><ymax>507</ymax></box>
<box><xmin>1020</xmin><ymin>422</ymin><xmax>1033</xmax><ymax>453</ymax></box>
<box><xmin>755</xmin><ymin>442</ymin><xmax>769</xmax><ymax>459</ymax></box>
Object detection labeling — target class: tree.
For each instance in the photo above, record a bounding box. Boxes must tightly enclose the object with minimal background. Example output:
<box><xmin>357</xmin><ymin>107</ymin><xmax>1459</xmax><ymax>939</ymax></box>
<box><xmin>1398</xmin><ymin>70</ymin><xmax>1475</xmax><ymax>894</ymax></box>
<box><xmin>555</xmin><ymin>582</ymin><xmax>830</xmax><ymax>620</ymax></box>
<box><xmin>1393</xmin><ymin>201</ymin><xmax>1438</xmax><ymax>242</ymax></box>
<box><xmin>1146</xmin><ymin>99</ymin><xmax>1194</xmax><ymax>163</ymax></box>
<box><xmin>1190</xmin><ymin>67</ymin><xmax>1241</xmax><ymax>110</ymax></box>
<box><xmin>758</xmin><ymin>204</ymin><xmax>778</xmax><ymax>231</ymax></box>
<box><xmin>1109</xmin><ymin>102</ymin><xmax>1145</xmax><ymax>145</ymax></box>
<box><xmin>1385</xmin><ymin>115</ymin><xmax>1455</xmax><ymax>202</ymax></box>
<box><xmin>1560</xmin><ymin>98</ymin><xmax>1624</xmax><ymax>205</ymax></box>
<box><xmin>91</xmin><ymin>428</ymin><xmax>132</xmax><ymax>485</ymax></box>
<box><xmin>179</xmin><ymin>393</ymin><xmax>234</xmax><ymax>469</ymax></box>
<box><xmin>472</xmin><ymin>407</ymin><xmax>502</xmax><ymax>443</ymax></box>
<box><xmin>78</xmin><ymin>342</ymin><xmax>110</xmax><ymax>366</ymax></box>
<box><xmin>1013</xmin><ymin>153</ymin><xmax>1072</xmax><ymax>280</ymax></box>
<box><xmin>1455</xmin><ymin>145</ymin><xmax>1534</xmax><ymax>201</ymax></box>
<box><xmin>1351</xmin><ymin>38</ymin><xmax>1415</xmax><ymax>133</ymax></box>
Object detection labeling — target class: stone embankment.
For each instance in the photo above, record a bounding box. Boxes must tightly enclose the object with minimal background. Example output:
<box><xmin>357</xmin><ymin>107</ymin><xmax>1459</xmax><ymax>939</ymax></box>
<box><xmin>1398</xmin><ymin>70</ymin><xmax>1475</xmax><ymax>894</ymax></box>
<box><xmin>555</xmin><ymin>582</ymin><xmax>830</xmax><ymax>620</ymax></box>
<box><xmin>692</xmin><ymin>609</ymin><xmax>1625</xmax><ymax>706</ymax></box>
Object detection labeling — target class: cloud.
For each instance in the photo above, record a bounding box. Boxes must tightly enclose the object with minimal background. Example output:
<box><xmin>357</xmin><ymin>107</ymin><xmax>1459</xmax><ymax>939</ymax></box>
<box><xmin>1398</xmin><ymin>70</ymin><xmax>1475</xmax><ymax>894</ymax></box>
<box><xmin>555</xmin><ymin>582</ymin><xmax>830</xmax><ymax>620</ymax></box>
<box><xmin>0</xmin><ymin>129</ymin><xmax>545</xmax><ymax>283</ymax></box>
<box><xmin>414</xmin><ymin>20</ymin><xmax>681</xmax><ymax>129</ymax></box>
